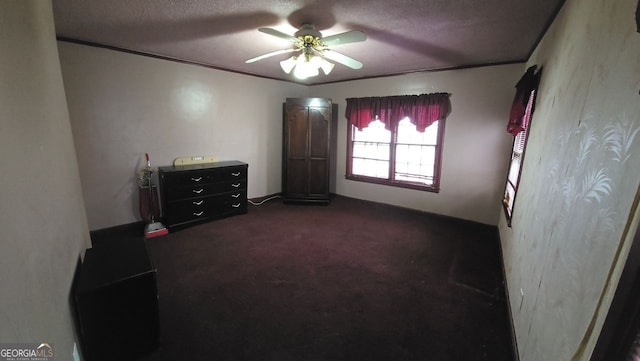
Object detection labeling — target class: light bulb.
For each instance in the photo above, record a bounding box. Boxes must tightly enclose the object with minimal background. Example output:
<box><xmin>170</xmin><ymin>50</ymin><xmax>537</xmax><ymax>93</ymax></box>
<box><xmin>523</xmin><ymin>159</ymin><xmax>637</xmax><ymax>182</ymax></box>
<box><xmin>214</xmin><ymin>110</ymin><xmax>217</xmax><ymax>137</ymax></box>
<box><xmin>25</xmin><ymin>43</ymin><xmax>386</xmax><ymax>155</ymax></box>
<box><xmin>280</xmin><ymin>56</ymin><xmax>297</xmax><ymax>74</ymax></box>
<box><xmin>294</xmin><ymin>61</ymin><xmax>318</xmax><ymax>79</ymax></box>
<box><xmin>293</xmin><ymin>55</ymin><xmax>319</xmax><ymax>79</ymax></box>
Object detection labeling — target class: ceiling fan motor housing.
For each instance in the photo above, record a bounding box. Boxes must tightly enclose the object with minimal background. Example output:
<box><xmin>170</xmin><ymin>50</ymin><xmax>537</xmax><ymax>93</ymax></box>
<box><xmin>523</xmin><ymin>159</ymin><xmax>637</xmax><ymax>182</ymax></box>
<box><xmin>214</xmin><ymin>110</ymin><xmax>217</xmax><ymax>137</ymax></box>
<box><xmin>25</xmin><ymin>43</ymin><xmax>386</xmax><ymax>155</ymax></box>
<box><xmin>295</xmin><ymin>24</ymin><xmax>322</xmax><ymax>43</ymax></box>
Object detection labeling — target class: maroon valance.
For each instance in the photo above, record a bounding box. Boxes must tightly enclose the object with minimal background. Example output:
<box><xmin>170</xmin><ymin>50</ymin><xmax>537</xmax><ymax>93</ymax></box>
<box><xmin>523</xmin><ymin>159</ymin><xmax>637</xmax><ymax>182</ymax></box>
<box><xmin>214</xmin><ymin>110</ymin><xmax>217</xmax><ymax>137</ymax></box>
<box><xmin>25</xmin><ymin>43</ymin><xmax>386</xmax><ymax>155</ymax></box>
<box><xmin>507</xmin><ymin>65</ymin><xmax>539</xmax><ymax>136</ymax></box>
<box><xmin>345</xmin><ymin>93</ymin><xmax>451</xmax><ymax>132</ymax></box>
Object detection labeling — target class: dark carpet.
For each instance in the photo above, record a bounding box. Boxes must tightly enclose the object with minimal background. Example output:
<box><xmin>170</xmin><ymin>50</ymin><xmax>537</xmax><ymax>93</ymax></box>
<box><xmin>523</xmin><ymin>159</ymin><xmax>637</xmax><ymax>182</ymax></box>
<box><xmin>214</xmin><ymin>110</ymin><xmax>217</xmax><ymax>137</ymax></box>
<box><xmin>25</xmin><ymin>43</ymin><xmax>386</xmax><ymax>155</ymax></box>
<box><xmin>135</xmin><ymin>195</ymin><xmax>515</xmax><ymax>361</ymax></box>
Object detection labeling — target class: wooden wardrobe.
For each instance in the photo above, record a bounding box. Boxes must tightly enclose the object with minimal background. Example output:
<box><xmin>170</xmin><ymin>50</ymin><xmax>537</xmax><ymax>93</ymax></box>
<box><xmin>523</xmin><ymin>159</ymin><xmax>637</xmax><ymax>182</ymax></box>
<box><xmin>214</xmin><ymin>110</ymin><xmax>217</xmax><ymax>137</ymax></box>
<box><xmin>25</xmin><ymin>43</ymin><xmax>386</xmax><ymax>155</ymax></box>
<box><xmin>282</xmin><ymin>98</ymin><xmax>332</xmax><ymax>204</ymax></box>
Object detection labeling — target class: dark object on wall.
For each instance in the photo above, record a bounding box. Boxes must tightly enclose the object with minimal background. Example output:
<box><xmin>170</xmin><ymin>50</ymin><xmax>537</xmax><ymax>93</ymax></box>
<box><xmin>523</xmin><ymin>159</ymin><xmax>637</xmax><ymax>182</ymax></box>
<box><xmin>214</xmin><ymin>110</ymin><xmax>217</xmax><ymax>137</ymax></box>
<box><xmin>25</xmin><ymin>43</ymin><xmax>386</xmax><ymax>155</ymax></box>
<box><xmin>506</xmin><ymin>65</ymin><xmax>540</xmax><ymax>136</ymax></box>
<box><xmin>636</xmin><ymin>0</ymin><xmax>639</xmax><ymax>32</ymax></box>
<box><xmin>158</xmin><ymin>161</ymin><xmax>248</xmax><ymax>232</ymax></box>
<box><xmin>282</xmin><ymin>98</ymin><xmax>333</xmax><ymax>205</ymax></box>
<box><xmin>591</xmin><ymin>208</ymin><xmax>640</xmax><ymax>361</ymax></box>
<box><xmin>74</xmin><ymin>238</ymin><xmax>159</xmax><ymax>361</ymax></box>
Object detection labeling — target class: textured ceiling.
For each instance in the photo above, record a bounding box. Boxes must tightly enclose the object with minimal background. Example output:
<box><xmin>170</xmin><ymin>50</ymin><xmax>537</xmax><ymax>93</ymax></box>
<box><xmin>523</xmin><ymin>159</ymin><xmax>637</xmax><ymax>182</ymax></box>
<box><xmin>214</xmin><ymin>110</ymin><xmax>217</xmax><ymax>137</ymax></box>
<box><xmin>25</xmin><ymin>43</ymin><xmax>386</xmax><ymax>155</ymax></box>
<box><xmin>52</xmin><ymin>0</ymin><xmax>565</xmax><ymax>85</ymax></box>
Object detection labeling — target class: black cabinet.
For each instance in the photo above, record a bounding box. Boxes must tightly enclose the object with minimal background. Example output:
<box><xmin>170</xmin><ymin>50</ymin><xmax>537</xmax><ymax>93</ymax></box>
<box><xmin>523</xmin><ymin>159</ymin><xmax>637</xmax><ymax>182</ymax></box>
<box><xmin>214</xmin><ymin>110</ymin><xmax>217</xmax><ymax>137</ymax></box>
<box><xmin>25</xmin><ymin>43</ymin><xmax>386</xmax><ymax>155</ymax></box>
<box><xmin>74</xmin><ymin>238</ymin><xmax>159</xmax><ymax>361</ymax></box>
<box><xmin>283</xmin><ymin>98</ymin><xmax>332</xmax><ymax>204</ymax></box>
<box><xmin>158</xmin><ymin>161</ymin><xmax>248</xmax><ymax>231</ymax></box>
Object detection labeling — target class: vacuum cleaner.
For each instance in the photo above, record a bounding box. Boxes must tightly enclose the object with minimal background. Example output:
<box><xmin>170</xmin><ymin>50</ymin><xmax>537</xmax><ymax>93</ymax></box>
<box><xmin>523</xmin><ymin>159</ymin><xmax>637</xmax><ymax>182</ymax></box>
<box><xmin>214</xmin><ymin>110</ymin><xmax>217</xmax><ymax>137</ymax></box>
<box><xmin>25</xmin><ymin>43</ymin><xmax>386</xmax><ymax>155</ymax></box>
<box><xmin>140</xmin><ymin>153</ymin><xmax>168</xmax><ymax>239</ymax></box>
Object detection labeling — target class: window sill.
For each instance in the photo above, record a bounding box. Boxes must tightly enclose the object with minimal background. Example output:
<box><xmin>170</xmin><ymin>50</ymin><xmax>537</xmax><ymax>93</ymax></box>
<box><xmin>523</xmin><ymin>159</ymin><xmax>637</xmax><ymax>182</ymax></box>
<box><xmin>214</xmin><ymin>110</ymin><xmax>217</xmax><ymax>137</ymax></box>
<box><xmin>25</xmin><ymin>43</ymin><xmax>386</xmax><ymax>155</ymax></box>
<box><xmin>346</xmin><ymin>174</ymin><xmax>440</xmax><ymax>193</ymax></box>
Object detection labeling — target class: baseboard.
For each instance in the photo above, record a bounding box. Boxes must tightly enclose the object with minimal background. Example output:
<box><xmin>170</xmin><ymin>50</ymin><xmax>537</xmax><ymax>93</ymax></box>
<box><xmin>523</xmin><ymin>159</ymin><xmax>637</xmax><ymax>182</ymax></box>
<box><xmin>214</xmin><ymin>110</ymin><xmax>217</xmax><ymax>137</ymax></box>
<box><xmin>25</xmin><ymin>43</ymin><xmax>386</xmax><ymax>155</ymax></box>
<box><xmin>253</xmin><ymin>192</ymin><xmax>489</xmax><ymax>227</ymax></box>
<box><xmin>333</xmin><ymin>193</ymin><xmax>497</xmax><ymax>229</ymax></box>
<box><xmin>496</xmin><ymin>231</ymin><xmax>521</xmax><ymax>361</ymax></box>
<box><xmin>94</xmin><ymin>194</ymin><xmax>494</xmax><ymax>236</ymax></box>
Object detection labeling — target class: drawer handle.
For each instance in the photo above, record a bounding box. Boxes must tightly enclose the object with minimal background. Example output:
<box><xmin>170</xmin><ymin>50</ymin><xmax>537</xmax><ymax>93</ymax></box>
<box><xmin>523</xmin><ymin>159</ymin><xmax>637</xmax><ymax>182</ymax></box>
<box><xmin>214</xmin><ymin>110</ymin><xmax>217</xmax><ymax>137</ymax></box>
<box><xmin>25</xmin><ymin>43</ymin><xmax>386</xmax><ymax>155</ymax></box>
<box><xmin>232</xmin><ymin>203</ymin><xmax>241</xmax><ymax>208</ymax></box>
<box><xmin>231</xmin><ymin>183</ymin><xmax>241</xmax><ymax>188</ymax></box>
<box><xmin>193</xmin><ymin>211</ymin><xmax>204</xmax><ymax>217</ymax></box>
<box><xmin>232</xmin><ymin>172</ymin><xmax>241</xmax><ymax>177</ymax></box>
<box><xmin>192</xmin><ymin>188</ymin><xmax>204</xmax><ymax>194</ymax></box>
<box><xmin>193</xmin><ymin>200</ymin><xmax>204</xmax><ymax>205</ymax></box>
<box><xmin>231</xmin><ymin>193</ymin><xmax>240</xmax><ymax>198</ymax></box>
<box><xmin>191</xmin><ymin>177</ymin><xmax>203</xmax><ymax>182</ymax></box>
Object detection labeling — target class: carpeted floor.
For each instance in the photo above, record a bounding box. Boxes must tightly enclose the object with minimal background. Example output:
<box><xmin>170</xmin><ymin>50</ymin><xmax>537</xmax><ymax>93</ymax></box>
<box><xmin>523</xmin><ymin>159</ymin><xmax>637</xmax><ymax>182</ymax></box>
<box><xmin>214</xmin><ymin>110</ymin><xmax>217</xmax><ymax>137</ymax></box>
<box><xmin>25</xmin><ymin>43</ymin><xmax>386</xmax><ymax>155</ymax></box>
<box><xmin>131</xmin><ymin>195</ymin><xmax>515</xmax><ymax>361</ymax></box>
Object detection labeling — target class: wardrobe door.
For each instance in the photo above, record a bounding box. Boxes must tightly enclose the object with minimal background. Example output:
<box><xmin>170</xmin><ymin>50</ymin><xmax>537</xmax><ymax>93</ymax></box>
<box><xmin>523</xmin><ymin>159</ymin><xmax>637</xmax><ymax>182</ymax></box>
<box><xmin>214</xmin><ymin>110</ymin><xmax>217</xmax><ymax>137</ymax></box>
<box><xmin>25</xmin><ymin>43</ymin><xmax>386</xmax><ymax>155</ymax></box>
<box><xmin>285</xmin><ymin>104</ymin><xmax>309</xmax><ymax>198</ymax></box>
<box><xmin>307</xmin><ymin>106</ymin><xmax>330</xmax><ymax>197</ymax></box>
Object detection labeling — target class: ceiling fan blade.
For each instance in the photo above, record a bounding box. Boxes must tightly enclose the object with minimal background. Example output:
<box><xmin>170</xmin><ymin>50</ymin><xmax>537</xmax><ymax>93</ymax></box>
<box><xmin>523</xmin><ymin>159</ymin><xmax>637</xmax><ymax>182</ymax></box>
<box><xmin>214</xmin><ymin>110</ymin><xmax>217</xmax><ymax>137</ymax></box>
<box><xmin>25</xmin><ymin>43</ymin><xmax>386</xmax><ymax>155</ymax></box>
<box><xmin>322</xmin><ymin>50</ymin><xmax>363</xmax><ymax>69</ymax></box>
<box><xmin>321</xmin><ymin>30</ymin><xmax>367</xmax><ymax>46</ymax></box>
<box><xmin>245</xmin><ymin>48</ymin><xmax>299</xmax><ymax>63</ymax></box>
<box><xmin>258</xmin><ymin>28</ymin><xmax>303</xmax><ymax>44</ymax></box>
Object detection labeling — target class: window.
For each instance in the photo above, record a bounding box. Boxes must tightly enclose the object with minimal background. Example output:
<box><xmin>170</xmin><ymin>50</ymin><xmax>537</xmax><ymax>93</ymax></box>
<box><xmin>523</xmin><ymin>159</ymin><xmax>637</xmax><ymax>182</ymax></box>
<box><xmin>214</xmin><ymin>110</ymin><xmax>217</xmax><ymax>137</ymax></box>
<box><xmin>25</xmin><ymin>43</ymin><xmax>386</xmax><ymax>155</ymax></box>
<box><xmin>345</xmin><ymin>93</ymin><xmax>450</xmax><ymax>192</ymax></box>
<box><xmin>503</xmin><ymin>66</ymin><xmax>541</xmax><ymax>224</ymax></box>
<box><xmin>503</xmin><ymin>91</ymin><xmax>534</xmax><ymax>217</ymax></box>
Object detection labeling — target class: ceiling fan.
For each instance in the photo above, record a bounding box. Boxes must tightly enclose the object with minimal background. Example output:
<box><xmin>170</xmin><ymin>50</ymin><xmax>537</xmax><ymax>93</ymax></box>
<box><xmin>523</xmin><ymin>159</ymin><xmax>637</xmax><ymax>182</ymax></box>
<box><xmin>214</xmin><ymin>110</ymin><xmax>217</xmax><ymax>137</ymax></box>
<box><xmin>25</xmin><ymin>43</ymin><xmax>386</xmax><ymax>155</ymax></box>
<box><xmin>245</xmin><ymin>24</ymin><xmax>367</xmax><ymax>79</ymax></box>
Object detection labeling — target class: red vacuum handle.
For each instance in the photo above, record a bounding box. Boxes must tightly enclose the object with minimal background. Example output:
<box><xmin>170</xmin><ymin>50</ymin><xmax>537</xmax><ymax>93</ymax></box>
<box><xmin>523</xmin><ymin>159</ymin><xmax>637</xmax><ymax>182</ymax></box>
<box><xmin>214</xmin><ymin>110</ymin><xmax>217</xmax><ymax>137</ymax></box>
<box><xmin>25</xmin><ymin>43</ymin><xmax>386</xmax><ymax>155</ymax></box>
<box><xmin>145</xmin><ymin>153</ymin><xmax>150</xmax><ymax>162</ymax></box>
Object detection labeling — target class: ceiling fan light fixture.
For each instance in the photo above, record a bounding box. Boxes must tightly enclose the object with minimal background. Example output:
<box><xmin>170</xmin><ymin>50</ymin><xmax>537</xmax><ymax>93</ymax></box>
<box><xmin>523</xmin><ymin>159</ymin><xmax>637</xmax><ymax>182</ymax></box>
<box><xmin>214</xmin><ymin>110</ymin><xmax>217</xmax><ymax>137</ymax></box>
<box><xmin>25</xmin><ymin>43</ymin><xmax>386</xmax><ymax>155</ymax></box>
<box><xmin>293</xmin><ymin>57</ymin><xmax>319</xmax><ymax>79</ymax></box>
<box><xmin>249</xmin><ymin>24</ymin><xmax>366</xmax><ymax>80</ymax></box>
<box><xmin>285</xmin><ymin>53</ymin><xmax>332</xmax><ymax>79</ymax></box>
<box><xmin>280</xmin><ymin>56</ymin><xmax>297</xmax><ymax>74</ymax></box>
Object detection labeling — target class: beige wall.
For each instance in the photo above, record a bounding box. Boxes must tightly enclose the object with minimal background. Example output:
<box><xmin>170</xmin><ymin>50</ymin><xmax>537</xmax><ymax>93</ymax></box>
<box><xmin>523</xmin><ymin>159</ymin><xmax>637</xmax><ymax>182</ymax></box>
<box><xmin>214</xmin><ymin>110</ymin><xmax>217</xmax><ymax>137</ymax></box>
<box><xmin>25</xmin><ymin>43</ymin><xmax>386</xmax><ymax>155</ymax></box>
<box><xmin>498</xmin><ymin>0</ymin><xmax>640</xmax><ymax>359</ymax></box>
<box><xmin>312</xmin><ymin>64</ymin><xmax>523</xmax><ymax>225</ymax></box>
<box><xmin>58</xmin><ymin>42</ymin><xmax>308</xmax><ymax>230</ymax></box>
<box><xmin>0</xmin><ymin>1</ymin><xmax>91</xmax><ymax>359</ymax></box>
<box><xmin>60</xmin><ymin>42</ymin><xmax>523</xmax><ymax>228</ymax></box>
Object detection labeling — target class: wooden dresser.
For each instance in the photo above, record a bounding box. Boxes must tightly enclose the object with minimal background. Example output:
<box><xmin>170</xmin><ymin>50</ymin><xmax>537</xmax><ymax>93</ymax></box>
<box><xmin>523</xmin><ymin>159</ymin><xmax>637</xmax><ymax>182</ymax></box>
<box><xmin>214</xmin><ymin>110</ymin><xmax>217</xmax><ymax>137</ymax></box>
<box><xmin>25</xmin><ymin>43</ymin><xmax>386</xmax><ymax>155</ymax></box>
<box><xmin>158</xmin><ymin>161</ymin><xmax>248</xmax><ymax>232</ymax></box>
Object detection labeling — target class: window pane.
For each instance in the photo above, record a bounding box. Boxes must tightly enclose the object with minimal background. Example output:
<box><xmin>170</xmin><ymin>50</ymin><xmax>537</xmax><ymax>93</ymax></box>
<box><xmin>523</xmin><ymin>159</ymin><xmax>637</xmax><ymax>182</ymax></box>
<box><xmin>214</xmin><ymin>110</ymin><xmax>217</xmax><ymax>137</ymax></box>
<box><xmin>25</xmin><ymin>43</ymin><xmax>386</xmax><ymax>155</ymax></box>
<box><xmin>353</xmin><ymin>158</ymin><xmax>389</xmax><ymax>178</ymax></box>
<box><xmin>396</xmin><ymin>161</ymin><xmax>407</xmax><ymax>174</ymax></box>
<box><xmin>504</xmin><ymin>182</ymin><xmax>516</xmax><ymax>213</ymax></box>
<box><xmin>508</xmin><ymin>152</ymin><xmax>521</xmax><ymax>185</ymax></box>
<box><xmin>394</xmin><ymin>118</ymin><xmax>438</xmax><ymax>186</ymax></box>
<box><xmin>394</xmin><ymin>144</ymin><xmax>436</xmax><ymax>185</ymax></box>
<box><xmin>353</xmin><ymin>142</ymin><xmax>390</xmax><ymax>161</ymax></box>
<box><xmin>419</xmin><ymin>146</ymin><xmax>435</xmax><ymax>166</ymax></box>
<box><xmin>352</xmin><ymin>158</ymin><xmax>364</xmax><ymax>174</ymax></box>
<box><xmin>353</xmin><ymin>119</ymin><xmax>391</xmax><ymax>142</ymax></box>
<box><xmin>351</xmin><ymin>119</ymin><xmax>392</xmax><ymax>180</ymax></box>
<box><xmin>397</xmin><ymin>118</ymin><xmax>439</xmax><ymax>145</ymax></box>
<box><xmin>353</xmin><ymin>142</ymin><xmax>365</xmax><ymax>157</ymax></box>
<box><xmin>514</xmin><ymin>129</ymin><xmax>527</xmax><ymax>153</ymax></box>
<box><xmin>376</xmin><ymin>143</ymin><xmax>390</xmax><ymax>160</ymax></box>
<box><xmin>423</xmin><ymin>121</ymin><xmax>439</xmax><ymax>143</ymax></box>
<box><xmin>396</xmin><ymin>144</ymin><xmax>408</xmax><ymax>162</ymax></box>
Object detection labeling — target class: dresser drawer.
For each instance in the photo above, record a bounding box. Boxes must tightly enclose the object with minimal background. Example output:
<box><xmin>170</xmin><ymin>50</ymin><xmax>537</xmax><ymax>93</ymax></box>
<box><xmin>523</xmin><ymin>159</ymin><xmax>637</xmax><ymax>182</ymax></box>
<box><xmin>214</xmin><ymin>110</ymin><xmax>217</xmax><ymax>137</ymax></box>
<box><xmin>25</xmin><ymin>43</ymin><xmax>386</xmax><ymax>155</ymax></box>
<box><xmin>166</xmin><ymin>192</ymin><xmax>247</xmax><ymax>225</ymax></box>
<box><xmin>163</xmin><ymin>167</ymin><xmax>246</xmax><ymax>187</ymax></box>
<box><xmin>165</xmin><ymin>181</ymin><xmax>223</xmax><ymax>201</ymax></box>
<box><xmin>164</xmin><ymin>181</ymin><xmax>246</xmax><ymax>201</ymax></box>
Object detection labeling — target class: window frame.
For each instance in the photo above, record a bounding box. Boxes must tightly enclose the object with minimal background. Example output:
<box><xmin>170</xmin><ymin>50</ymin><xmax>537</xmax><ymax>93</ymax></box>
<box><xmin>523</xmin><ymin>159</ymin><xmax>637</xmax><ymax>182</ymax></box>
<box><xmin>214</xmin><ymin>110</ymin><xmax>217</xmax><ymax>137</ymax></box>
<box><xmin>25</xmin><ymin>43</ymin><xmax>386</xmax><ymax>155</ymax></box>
<box><xmin>346</xmin><ymin>118</ymin><xmax>445</xmax><ymax>193</ymax></box>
